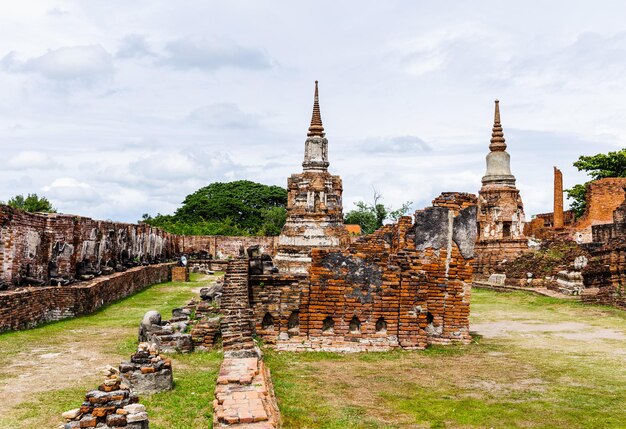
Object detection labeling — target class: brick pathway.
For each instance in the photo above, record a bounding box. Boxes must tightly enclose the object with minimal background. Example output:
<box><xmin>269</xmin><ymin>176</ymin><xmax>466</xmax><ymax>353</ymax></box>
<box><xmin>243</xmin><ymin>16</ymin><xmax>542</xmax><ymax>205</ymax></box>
<box><xmin>213</xmin><ymin>357</ymin><xmax>280</xmax><ymax>428</ymax></box>
<box><xmin>213</xmin><ymin>259</ymin><xmax>281</xmax><ymax>428</ymax></box>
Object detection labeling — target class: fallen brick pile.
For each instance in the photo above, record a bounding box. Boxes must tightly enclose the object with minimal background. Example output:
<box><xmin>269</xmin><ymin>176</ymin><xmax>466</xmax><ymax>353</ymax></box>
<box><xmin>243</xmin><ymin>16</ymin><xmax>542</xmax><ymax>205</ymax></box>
<box><xmin>213</xmin><ymin>357</ymin><xmax>280</xmax><ymax>428</ymax></box>
<box><xmin>62</xmin><ymin>366</ymin><xmax>149</xmax><ymax>428</ymax></box>
<box><xmin>190</xmin><ymin>314</ymin><xmax>222</xmax><ymax>349</ymax></box>
<box><xmin>120</xmin><ymin>342</ymin><xmax>173</xmax><ymax>395</ymax></box>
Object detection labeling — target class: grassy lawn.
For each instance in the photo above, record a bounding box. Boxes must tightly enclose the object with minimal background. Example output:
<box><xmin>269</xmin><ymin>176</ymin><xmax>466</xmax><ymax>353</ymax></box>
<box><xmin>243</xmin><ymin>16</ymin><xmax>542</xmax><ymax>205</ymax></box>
<box><xmin>266</xmin><ymin>289</ymin><xmax>626</xmax><ymax>429</ymax></box>
<box><xmin>2</xmin><ymin>278</ymin><xmax>625</xmax><ymax>429</ymax></box>
<box><xmin>0</xmin><ymin>273</ymin><xmax>223</xmax><ymax>429</ymax></box>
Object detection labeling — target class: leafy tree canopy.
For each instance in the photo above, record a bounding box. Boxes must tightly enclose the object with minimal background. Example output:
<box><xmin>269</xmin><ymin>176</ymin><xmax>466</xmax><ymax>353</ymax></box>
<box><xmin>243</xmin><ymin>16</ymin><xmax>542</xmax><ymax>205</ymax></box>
<box><xmin>144</xmin><ymin>180</ymin><xmax>288</xmax><ymax>236</ymax></box>
<box><xmin>566</xmin><ymin>149</ymin><xmax>626</xmax><ymax>218</ymax></box>
<box><xmin>4</xmin><ymin>193</ymin><xmax>56</xmax><ymax>213</ymax></box>
<box><xmin>344</xmin><ymin>190</ymin><xmax>412</xmax><ymax>235</ymax></box>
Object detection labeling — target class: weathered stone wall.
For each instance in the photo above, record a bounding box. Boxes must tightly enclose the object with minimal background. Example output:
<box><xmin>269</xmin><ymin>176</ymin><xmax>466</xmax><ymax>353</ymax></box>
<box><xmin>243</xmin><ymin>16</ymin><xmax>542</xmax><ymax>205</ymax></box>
<box><xmin>251</xmin><ymin>194</ymin><xmax>476</xmax><ymax>352</ymax></box>
<box><xmin>0</xmin><ymin>264</ymin><xmax>171</xmax><ymax>332</ymax></box>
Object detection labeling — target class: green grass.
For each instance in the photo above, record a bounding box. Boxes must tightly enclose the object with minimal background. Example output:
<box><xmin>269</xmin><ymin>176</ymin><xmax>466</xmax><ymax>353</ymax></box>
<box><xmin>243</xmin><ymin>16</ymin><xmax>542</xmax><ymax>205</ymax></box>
<box><xmin>2</xmin><ymin>277</ymin><xmax>625</xmax><ymax>428</ymax></box>
<box><xmin>0</xmin><ymin>273</ymin><xmax>222</xmax><ymax>429</ymax></box>
<box><xmin>266</xmin><ymin>289</ymin><xmax>626</xmax><ymax>429</ymax></box>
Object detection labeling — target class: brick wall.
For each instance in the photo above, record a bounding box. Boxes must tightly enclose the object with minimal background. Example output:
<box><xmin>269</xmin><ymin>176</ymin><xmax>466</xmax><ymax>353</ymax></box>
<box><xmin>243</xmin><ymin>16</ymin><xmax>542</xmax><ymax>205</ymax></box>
<box><xmin>178</xmin><ymin>236</ymin><xmax>278</xmax><ymax>259</ymax></box>
<box><xmin>0</xmin><ymin>204</ymin><xmax>277</xmax><ymax>287</ymax></box>
<box><xmin>220</xmin><ymin>258</ymin><xmax>256</xmax><ymax>356</ymax></box>
<box><xmin>574</xmin><ymin>178</ymin><xmax>626</xmax><ymax>241</ymax></box>
<box><xmin>528</xmin><ymin>178</ymin><xmax>626</xmax><ymax>242</ymax></box>
<box><xmin>250</xmin><ymin>194</ymin><xmax>476</xmax><ymax>351</ymax></box>
<box><xmin>583</xmin><ymin>198</ymin><xmax>626</xmax><ymax>309</ymax></box>
<box><xmin>0</xmin><ymin>264</ymin><xmax>171</xmax><ymax>332</ymax></box>
<box><xmin>0</xmin><ymin>205</ymin><xmax>176</xmax><ymax>286</ymax></box>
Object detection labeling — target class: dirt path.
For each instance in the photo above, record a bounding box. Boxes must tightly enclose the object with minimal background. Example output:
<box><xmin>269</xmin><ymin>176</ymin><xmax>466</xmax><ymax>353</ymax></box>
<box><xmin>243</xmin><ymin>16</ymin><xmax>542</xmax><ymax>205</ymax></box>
<box><xmin>0</xmin><ymin>274</ymin><xmax>219</xmax><ymax>424</ymax></box>
<box><xmin>0</xmin><ymin>330</ymin><xmax>124</xmax><ymax>415</ymax></box>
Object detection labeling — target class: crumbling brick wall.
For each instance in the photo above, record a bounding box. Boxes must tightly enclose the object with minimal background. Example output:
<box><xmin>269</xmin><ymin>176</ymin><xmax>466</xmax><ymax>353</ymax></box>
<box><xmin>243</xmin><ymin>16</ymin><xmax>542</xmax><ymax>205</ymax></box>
<box><xmin>178</xmin><ymin>235</ymin><xmax>278</xmax><ymax>259</ymax></box>
<box><xmin>0</xmin><ymin>263</ymin><xmax>170</xmax><ymax>332</ymax></box>
<box><xmin>250</xmin><ymin>193</ymin><xmax>476</xmax><ymax>351</ymax></box>
<box><xmin>0</xmin><ymin>204</ymin><xmax>278</xmax><ymax>287</ymax></box>
<box><xmin>582</xmin><ymin>243</ymin><xmax>626</xmax><ymax>310</ymax></box>
<box><xmin>572</xmin><ymin>178</ymin><xmax>626</xmax><ymax>242</ymax></box>
<box><xmin>220</xmin><ymin>258</ymin><xmax>256</xmax><ymax>356</ymax></box>
<box><xmin>583</xmin><ymin>198</ymin><xmax>626</xmax><ymax>309</ymax></box>
<box><xmin>0</xmin><ymin>205</ymin><xmax>177</xmax><ymax>286</ymax></box>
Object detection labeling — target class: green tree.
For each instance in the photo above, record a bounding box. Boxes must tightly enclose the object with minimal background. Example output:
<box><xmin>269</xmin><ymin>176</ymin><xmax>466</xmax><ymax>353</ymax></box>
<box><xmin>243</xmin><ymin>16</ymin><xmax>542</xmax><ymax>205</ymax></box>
<box><xmin>344</xmin><ymin>190</ymin><xmax>412</xmax><ymax>235</ymax></box>
<box><xmin>144</xmin><ymin>180</ymin><xmax>288</xmax><ymax>236</ymax></box>
<box><xmin>5</xmin><ymin>193</ymin><xmax>56</xmax><ymax>213</ymax></box>
<box><xmin>344</xmin><ymin>202</ymin><xmax>379</xmax><ymax>235</ymax></box>
<box><xmin>258</xmin><ymin>206</ymin><xmax>287</xmax><ymax>236</ymax></box>
<box><xmin>566</xmin><ymin>149</ymin><xmax>626</xmax><ymax>218</ymax></box>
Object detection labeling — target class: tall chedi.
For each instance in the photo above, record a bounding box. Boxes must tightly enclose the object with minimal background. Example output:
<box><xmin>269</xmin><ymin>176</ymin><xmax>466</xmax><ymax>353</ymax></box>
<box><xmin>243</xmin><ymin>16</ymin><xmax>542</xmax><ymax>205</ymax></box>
<box><xmin>273</xmin><ymin>81</ymin><xmax>350</xmax><ymax>274</ymax></box>
<box><xmin>474</xmin><ymin>100</ymin><xmax>528</xmax><ymax>277</ymax></box>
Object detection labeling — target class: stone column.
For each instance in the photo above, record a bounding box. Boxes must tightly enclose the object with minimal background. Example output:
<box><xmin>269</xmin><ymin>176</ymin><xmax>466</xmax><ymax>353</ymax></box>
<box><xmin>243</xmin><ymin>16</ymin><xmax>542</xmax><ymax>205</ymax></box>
<box><xmin>554</xmin><ymin>167</ymin><xmax>564</xmax><ymax>229</ymax></box>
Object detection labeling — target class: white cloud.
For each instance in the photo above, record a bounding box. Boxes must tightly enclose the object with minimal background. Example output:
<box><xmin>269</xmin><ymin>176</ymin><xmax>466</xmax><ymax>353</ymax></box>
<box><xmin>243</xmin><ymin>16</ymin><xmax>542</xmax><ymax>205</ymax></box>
<box><xmin>6</xmin><ymin>151</ymin><xmax>60</xmax><ymax>170</ymax></box>
<box><xmin>2</xmin><ymin>45</ymin><xmax>113</xmax><ymax>83</ymax></box>
<box><xmin>116</xmin><ymin>34</ymin><xmax>154</xmax><ymax>59</ymax></box>
<box><xmin>1</xmin><ymin>1</ymin><xmax>626</xmax><ymax>222</ymax></box>
<box><xmin>42</xmin><ymin>177</ymin><xmax>100</xmax><ymax>205</ymax></box>
<box><xmin>160</xmin><ymin>37</ymin><xmax>272</xmax><ymax>71</ymax></box>
<box><xmin>188</xmin><ymin>103</ymin><xmax>260</xmax><ymax>129</ymax></box>
<box><xmin>360</xmin><ymin>136</ymin><xmax>432</xmax><ymax>153</ymax></box>
<box><xmin>46</xmin><ymin>7</ymin><xmax>69</xmax><ymax>17</ymax></box>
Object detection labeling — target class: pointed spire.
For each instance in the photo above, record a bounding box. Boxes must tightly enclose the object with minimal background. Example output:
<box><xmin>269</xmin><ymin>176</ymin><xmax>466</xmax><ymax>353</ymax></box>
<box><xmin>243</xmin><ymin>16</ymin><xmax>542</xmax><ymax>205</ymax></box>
<box><xmin>307</xmin><ymin>80</ymin><xmax>325</xmax><ymax>138</ymax></box>
<box><xmin>489</xmin><ymin>99</ymin><xmax>507</xmax><ymax>152</ymax></box>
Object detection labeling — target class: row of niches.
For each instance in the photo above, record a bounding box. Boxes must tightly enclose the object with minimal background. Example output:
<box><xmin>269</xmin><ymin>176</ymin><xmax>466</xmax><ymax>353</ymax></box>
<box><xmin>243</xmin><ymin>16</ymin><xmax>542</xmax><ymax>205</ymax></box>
<box><xmin>261</xmin><ymin>312</ymin><xmax>390</xmax><ymax>335</ymax></box>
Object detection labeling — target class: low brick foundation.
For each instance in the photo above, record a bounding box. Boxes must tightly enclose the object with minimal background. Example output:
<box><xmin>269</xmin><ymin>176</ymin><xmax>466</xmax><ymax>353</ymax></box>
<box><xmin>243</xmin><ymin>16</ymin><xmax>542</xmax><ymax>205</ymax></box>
<box><xmin>171</xmin><ymin>267</ymin><xmax>190</xmax><ymax>282</ymax></box>
<box><xmin>213</xmin><ymin>357</ymin><xmax>280</xmax><ymax>428</ymax></box>
<box><xmin>0</xmin><ymin>264</ymin><xmax>171</xmax><ymax>332</ymax></box>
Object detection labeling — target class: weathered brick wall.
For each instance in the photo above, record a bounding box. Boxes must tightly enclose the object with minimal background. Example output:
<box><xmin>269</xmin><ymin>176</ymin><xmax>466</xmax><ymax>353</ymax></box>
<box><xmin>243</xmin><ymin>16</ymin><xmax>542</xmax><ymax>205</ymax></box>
<box><xmin>220</xmin><ymin>258</ymin><xmax>256</xmax><ymax>356</ymax></box>
<box><xmin>250</xmin><ymin>194</ymin><xmax>476</xmax><ymax>352</ymax></box>
<box><xmin>250</xmin><ymin>274</ymin><xmax>308</xmax><ymax>346</ymax></box>
<box><xmin>582</xmin><ymin>245</ymin><xmax>626</xmax><ymax>310</ymax></box>
<box><xmin>0</xmin><ymin>204</ymin><xmax>277</xmax><ymax>287</ymax></box>
<box><xmin>475</xmin><ymin>185</ymin><xmax>528</xmax><ymax>277</ymax></box>
<box><xmin>525</xmin><ymin>211</ymin><xmax>576</xmax><ymax>240</ymax></box>
<box><xmin>431</xmin><ymin>192</ymin><xmax>477</xmax><ymax>211</ymax></box>
<box><xmin>0</xmin><ymin>264</ymin><xmax>170</xmax><ymax>332</ymax></box>
<box><xmin>523</xmin><ymin>179</ymin><xmax>626</xmax><ymax>242</ymax></box>
<box><xmin>178</xmin><ymin>235</ymin><xmax>278</xmax><ymax>259</ymax></box>
<box><xmin>0</xmin><ymin>205</ymin><xmax>176</xmax><ymax>286</ymax></box>
<box><xmin>583</xmin><ymin>199</ymin><xmax>626</xmax><ymax>309</ymax></box>
<box><xmin>573</xmin><ymin>178</ymin><xmax>626</xmax><ymax>242</ymax></box>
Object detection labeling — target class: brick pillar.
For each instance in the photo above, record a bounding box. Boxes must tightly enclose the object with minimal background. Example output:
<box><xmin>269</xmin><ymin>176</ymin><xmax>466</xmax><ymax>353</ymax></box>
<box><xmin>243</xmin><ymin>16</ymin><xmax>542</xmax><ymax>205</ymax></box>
<box><xmin>554</xmin><ymin>167</ymin><xmax>564</xmax><ymax>229</ymax></box>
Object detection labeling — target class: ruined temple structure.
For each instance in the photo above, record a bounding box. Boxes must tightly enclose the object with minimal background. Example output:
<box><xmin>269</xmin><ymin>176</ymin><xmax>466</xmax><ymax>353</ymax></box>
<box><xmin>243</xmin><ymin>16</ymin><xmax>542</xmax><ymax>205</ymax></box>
<box><xmin>273</xmin><ymin>81</ymin><xmax>350</xmax><ymax>274</ymax></box>
<box><xmin>526</xmin><ymin>174</ymin><xmax>626</xmax><ymax>243</ymax></box>
<box><xmin>582</xmin><ymin>196</ymin><xmax>626</xmax><ymax>309</ymax></box>
<box><xmin>216</xmin><ymin>193</ymin><xmax>477</xmax><ymax>352</ymax></box>
<box><xmin>474</xmin><ymin>100</ymin><xmax>528</xmax><ymax>277</ymax></box>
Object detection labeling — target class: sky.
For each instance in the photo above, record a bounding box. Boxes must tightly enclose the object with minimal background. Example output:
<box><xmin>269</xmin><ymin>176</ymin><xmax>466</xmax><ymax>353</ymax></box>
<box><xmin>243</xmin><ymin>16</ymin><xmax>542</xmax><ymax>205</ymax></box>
<box><xmin>1</xmin><ymin>1</ymin><xmax>626</xmax><ymax>223</ymax></box>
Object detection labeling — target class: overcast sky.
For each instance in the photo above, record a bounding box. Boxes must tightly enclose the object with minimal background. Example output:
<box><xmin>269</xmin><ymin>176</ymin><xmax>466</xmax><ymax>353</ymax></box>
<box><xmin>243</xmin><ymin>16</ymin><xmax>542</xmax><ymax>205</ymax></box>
<box><xmin>1</xmin><ymin>1</ymin><xmax>625</xmax><ymax>222</ymax></box>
